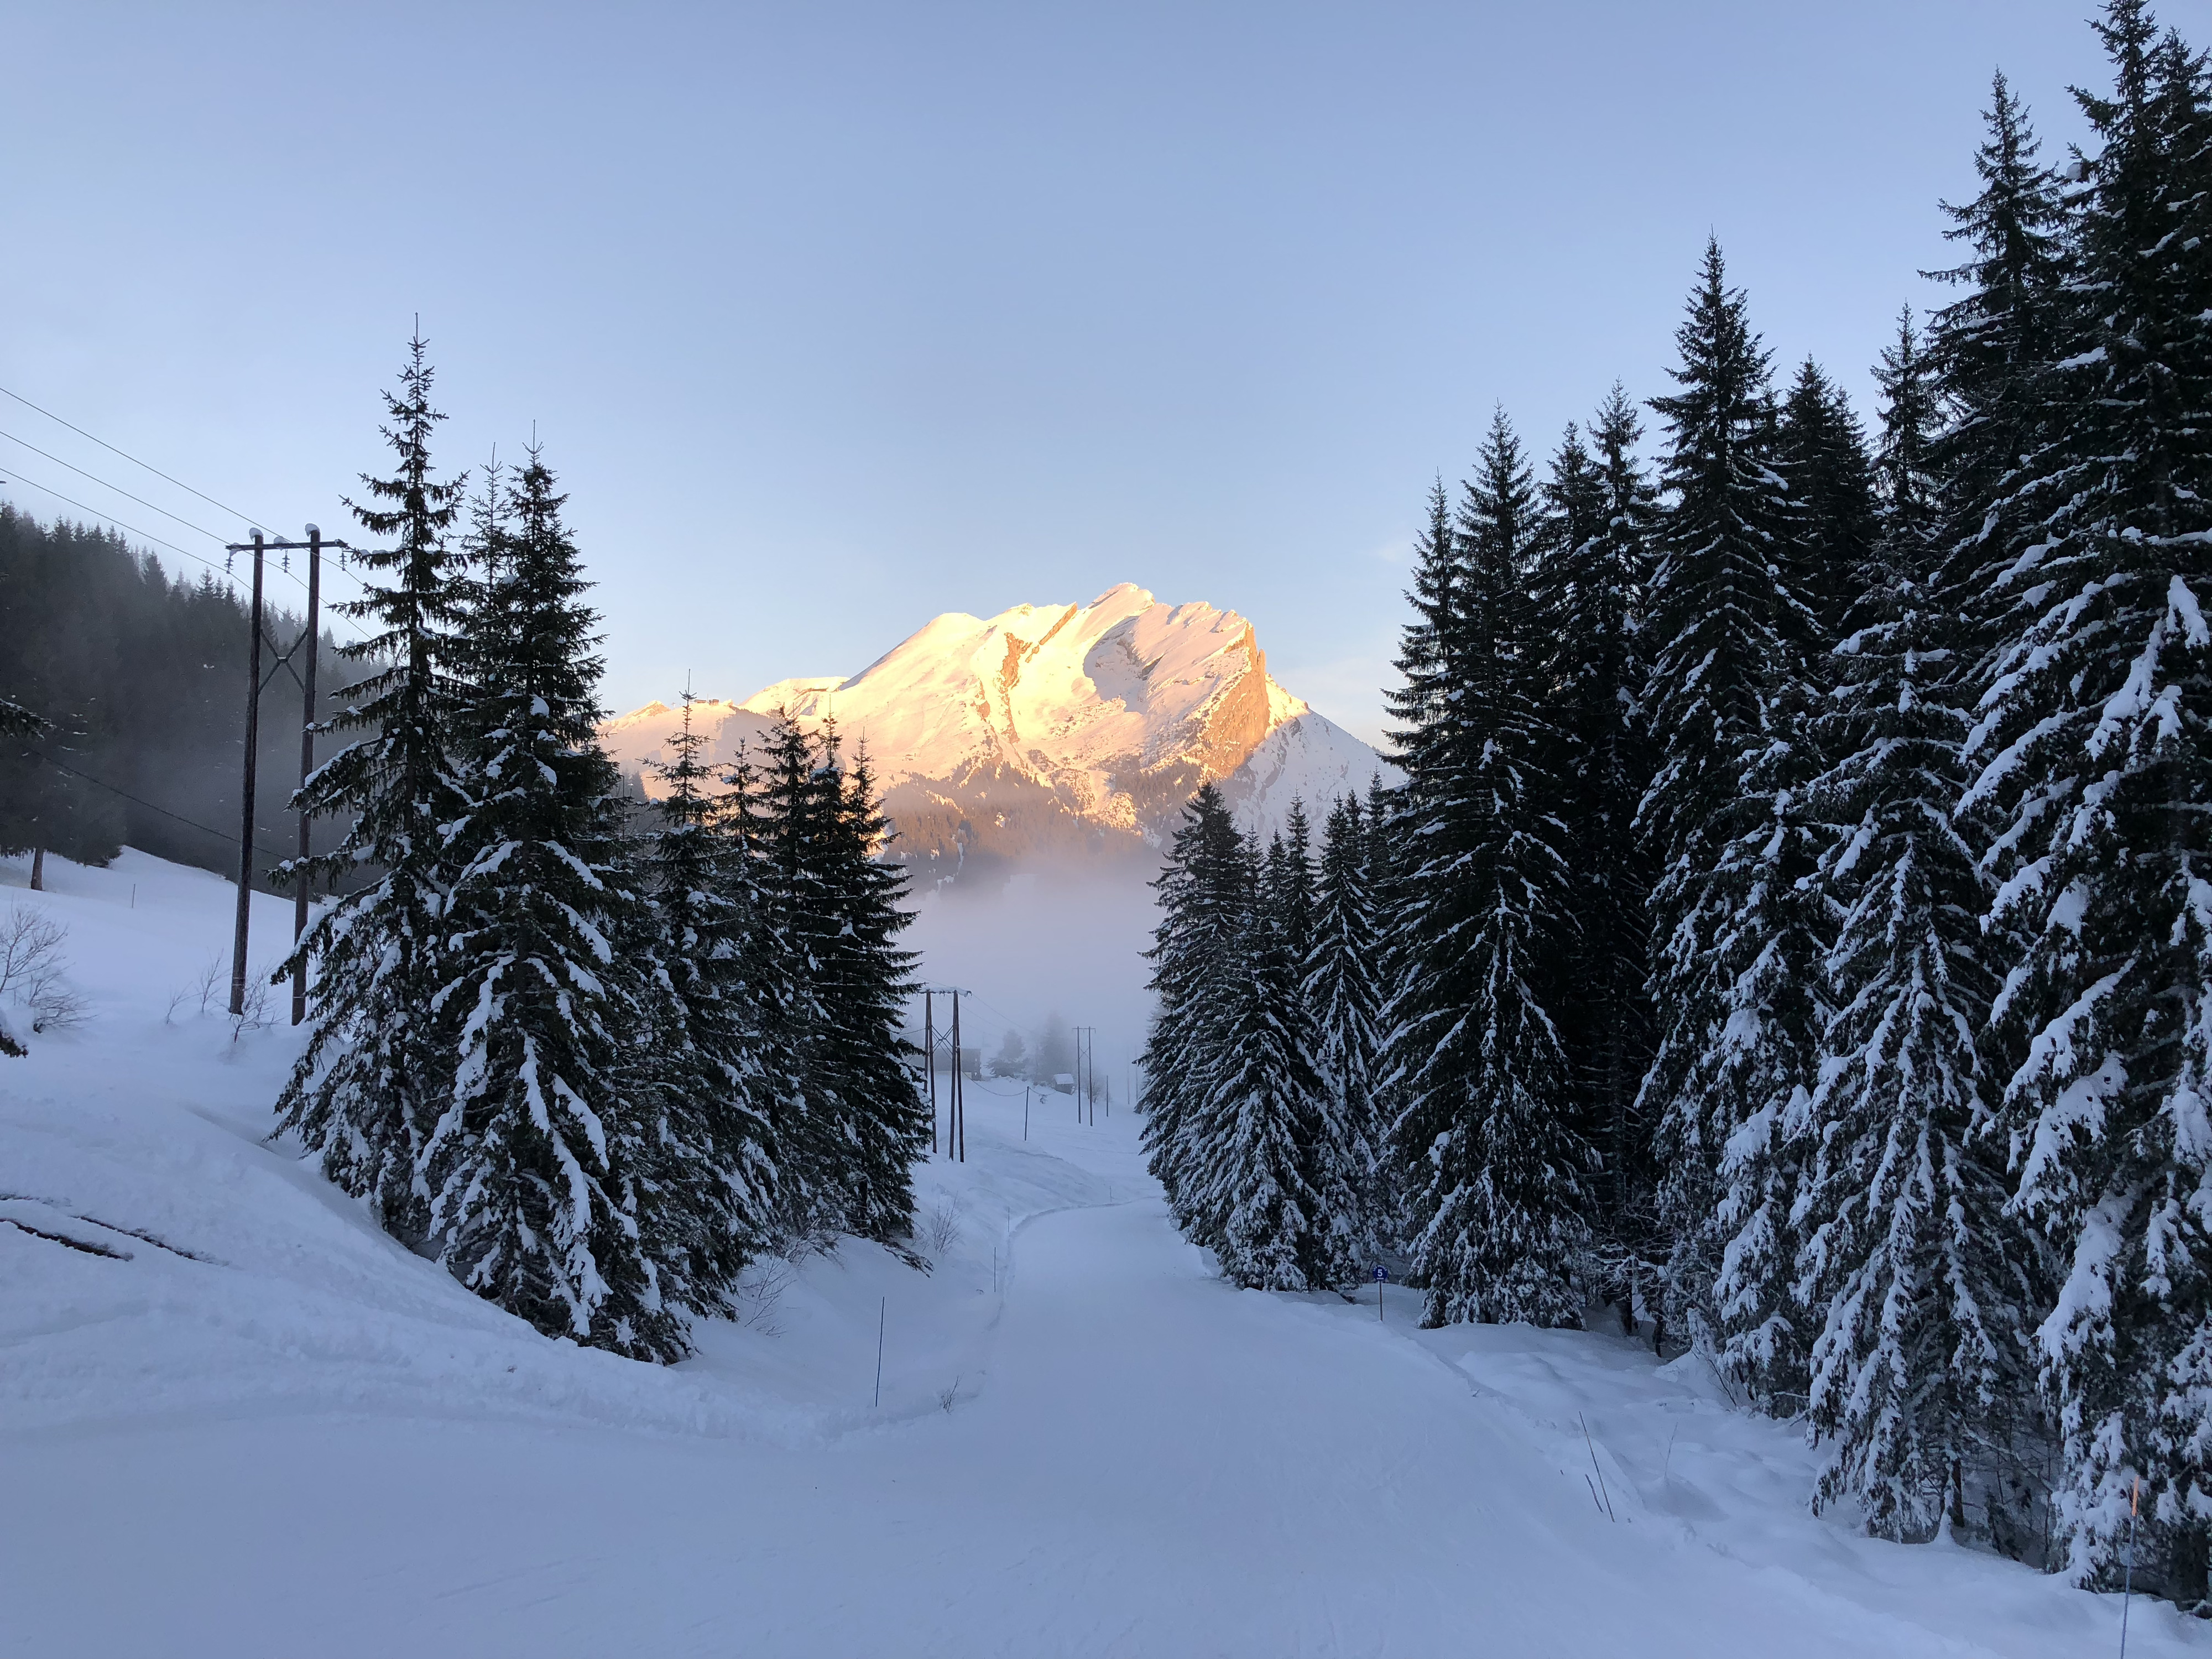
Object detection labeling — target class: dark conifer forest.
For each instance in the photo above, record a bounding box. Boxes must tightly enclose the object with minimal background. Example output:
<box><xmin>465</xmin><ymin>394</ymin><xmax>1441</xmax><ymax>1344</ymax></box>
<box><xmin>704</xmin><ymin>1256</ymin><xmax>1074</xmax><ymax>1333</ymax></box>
<box><xmin>0</xmin><ymin>505</ymin><xmax>357</xmax><ymax>884</ymax></box>
<box><xmin>1142</xmin><ymin>0</ymin><xmax>2212</xmax><ymax>1597</ymax></box>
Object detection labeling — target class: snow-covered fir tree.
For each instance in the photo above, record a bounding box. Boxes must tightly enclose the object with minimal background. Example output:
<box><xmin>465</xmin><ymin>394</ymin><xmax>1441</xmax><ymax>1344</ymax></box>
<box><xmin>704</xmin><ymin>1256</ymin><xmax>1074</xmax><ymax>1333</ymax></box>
<box><xmin>421</xmin><ymin>444</ymin><xmax>681</xmax><ymax>1357</ymax></box>
<box><xmin>1384</xmin><ymin>409</ymin><xmax>1590</xmax><ymax>1328</ymax></box>
<box><xmin>1924</xmin><ymin>69</ymin><xmax>2074</xmax><ymax>1143</ymax></box>
<box><xmin>1277</xmin><ymin>801</ymin><xmax>1317</xmax><ymax>968</ymax></box>
<box><xmin>1270</xmin><ymin>818</ymin><xmax>1363</xmax><ymax>1284</ymax></box>
<box><xmin>1777</xmin><ymin>359</ymin><xmax>1880</xmax><ymax>645</ymax></box>
<box><xmin>1635</xmin><ymin>242</ymin><xmax>1822</xmax><ymax>1390</ymax></box>
<box><xmin>1180</xmin><ymin>834</ymin><xmax>1340</xmax><ymax>1291</ymax></box>
<box><xmin>1531</xmin><ymin>388</ymin><xmax>1661</xmax><ymax>1323</ymax></box>
<box><xmin>278</xmin><ymin>335</ymin><xmax>468</xmax><ymax>1241</ymax></box>
<box><xmin>1926</xmin><ymin>68</ymin><xmax>2071</xmax><ymax>661</ymax></box>
<box><xmin>1958</xmin><ymin>4</ymin><xmax>2212</xmax><ymax>1593</ymax></box>
<box><xmin>1796</xmin><ymin>309</ymin><xmax>2040</xmax><ymax>1542</ymax></box>
<box><xmin>1140</xmin><ymin>781</ymin><xmax>1249</xmax><ymax>1241</ymax></box>
<box><xmin>1304</xmin><ymin>792</ymin><xmax>1387</xmax><ymax>1260</ymax></box>
<box><xmin>741</xmin><ymin>714</ymin><xmax>925</xmax><ymax>1246</ymax></box>
<box><xmin>806</xmin><ymin>735</ymin><xmax>930</xmax><ymax>1243</ymax></box>
<box><xmin>0</xmin><ymin>695</ymin><xmax>44</xmax><ymax>739</ymax></box>
<box><xmin>638</xmin><ymin>688</ymin><xmax>779</xmax><ymax>1311</ymax></box>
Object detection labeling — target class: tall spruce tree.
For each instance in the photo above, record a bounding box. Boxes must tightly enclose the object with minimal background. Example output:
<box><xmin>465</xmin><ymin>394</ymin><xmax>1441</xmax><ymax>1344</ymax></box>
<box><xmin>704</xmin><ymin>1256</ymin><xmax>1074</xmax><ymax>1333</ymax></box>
<box><xmin>1140</xmin><ymin>781</ymin><xmax>1249</xmax><ymax>1239</ymax></box>
<box><xmin>1778</xmin><ymin>360</ymin><xmax>1881</xmax><ymax>643</ymax></box>
<box><xmin>1279</xmin><ymin>801</ymin><xmax>1317</xmax><ymax>967</ymax></box>
<box><xmin>1927</xmin><ymin>68</ymin><xmax>2071</xmax><ymax>660</ymax></box>
<box><xmin>1305</xmin><ymin>792</ymin><xmax>1387</xmax><ymax>1260</ymax></box>
<box><xmin>278</xmin><ymin>335</ymin><xmax>468</xmax><ymax>1240</ymax></box>
<box><xmin>421</xmin><ymin>445</ymin><xmax>681</xmax><ymax>1357</ymax></box>
<box><xmin>809</xmin><ymin>736</ymin><xmax>929</xmax><ymax>1243</ymax></box>
<box><xmin>1182</xmin><ymin>830</ymin><xmax>1340</xmax><ymax>1290</ymax></box>
<box><xmin>1533</xmin><ymin>388</ymin><xmax>1662</xmax><ymax>1326</ymax></box>
<box><xmin>1384</xmin><ymin>409</ymin><xmax>1589</xmax><ymax>1327</ymax></box>
<box><xmin>1796</xmin><ymin>310</ymin><xmax>2039</xmax><ymax>1541</ymax></box>
<box><xmin>1926</xmin><ymin>75</ymin><xmax>2074</xmax><ymax>1222</ymax></box>
<box><xmin>743</xmin><ymin>715</ymin><xmax>925</xmax><ymax>1245</ymax></box>
<box><xmin>639</xmin><ymin>688</ymin><xmax>779</xmax><ymax>1311</ymax></box>
<box><xmin>1636</xmin><ymin>242</ymin><xmax>1821</xmax><ymax>1389</ymax></box>
<box><xmin>744</xmin><ymin>713</ymin><xmax>841</xmax><ymax>1239</ymax></box>
<box><xmin>1959</xmin><ymin>3</ymin><xmax>2212</xmax><ymax>1593</ymax></box>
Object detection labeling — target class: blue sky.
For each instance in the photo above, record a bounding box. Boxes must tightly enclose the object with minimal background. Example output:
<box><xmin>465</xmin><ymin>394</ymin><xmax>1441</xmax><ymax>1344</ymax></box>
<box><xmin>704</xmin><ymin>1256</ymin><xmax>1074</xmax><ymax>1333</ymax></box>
<box><xmin>3</xmin><ymin>2</ymin><xmax>2192</xmax><ymax>742</ymax></box>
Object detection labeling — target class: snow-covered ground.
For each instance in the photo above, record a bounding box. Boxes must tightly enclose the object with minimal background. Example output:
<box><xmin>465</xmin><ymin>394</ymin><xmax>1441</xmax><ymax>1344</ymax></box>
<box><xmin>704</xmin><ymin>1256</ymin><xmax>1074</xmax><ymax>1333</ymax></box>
<box><xmin>1</xmin><ymin>848</ymin><xmax>2199</xmax><ymax>1657</ymax></box>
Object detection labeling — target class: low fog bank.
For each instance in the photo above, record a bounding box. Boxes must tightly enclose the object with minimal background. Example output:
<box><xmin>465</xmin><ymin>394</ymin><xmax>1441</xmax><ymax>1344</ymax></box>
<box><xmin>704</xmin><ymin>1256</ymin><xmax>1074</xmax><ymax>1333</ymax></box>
<box><xmin>899</xmin><ymin>853</ymin><xmax>1159</xmax><ymax>1103</ymax></box>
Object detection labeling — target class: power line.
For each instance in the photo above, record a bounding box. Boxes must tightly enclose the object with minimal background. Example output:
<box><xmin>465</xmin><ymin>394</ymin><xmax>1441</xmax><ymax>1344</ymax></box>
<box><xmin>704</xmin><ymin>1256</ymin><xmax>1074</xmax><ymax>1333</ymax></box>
<box><xmin>17</xmin><ymin>742</ymin><xmax>292</xmax><ymax>863</ymax></box>
<box><xmin>0</xmin><ymin>427</ymin><xmax>236</xmax><ymax>546</ymax></box>
<box><xmin>0</xmin><ymin>383</ymin><xmax>379</xmax><ymax>612</ymax></box>
<box><xmin>0</xmin><ymin>466</ymin><xmax>244</xmax><ymax>585</ymax></box>
<box><xmin>0</xmin><ymin>466</ymin><xmax>374</xmax><ymax>647</ymax></box>
<box><xmin>0</xmin><ymin>383</ymin><xmax>270</xmax><ymax>531</ymax></box>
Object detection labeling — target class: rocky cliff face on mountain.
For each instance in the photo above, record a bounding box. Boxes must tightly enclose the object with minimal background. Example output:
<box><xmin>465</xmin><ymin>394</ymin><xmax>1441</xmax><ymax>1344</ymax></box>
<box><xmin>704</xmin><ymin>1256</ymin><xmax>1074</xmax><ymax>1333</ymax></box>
<box><xmin>598</xmin><ymin>583</ymin><xmax>1397</xmax><ymax>878</ymax></box>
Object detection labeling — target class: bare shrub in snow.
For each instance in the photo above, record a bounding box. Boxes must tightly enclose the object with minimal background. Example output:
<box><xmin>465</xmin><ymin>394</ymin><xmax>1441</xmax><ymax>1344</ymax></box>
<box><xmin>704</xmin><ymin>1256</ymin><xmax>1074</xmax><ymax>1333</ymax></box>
<box><xmin>920</xmin><ymin>1196</ymin><xmax>965</xmax><ymax>1258</ymax></box>
<box><xmin>938</xmin><ymin>1379</ymin><xmax>960</xmax><ymax>1413</ymax></box>
<box><xmin>27</xmin><ymin>974</ymin><xmax>88</xmax><ymax>1033</ymax></box>
<box><xmin>732</xmin><ymin>1258</ymin><xmax>795</xmax><ymax>1335</ymax></box>
<box><xmin>776</xmin><ymin>1223</ymin><xmax>839</xmax><ymax>1266</ymax></box>
<box><xmin>168</xmin><ymin>953</ymin><xmax>231</xmax><ymax>1025</ymax></box>
<box><xmin>0</xmin><ymin>904</ymin><xmax>84</xmax><ymax>1035</ymax></box>
<box><xmin>228</xmin><ymin>973</ymin><xmax>273</xmax><ymax>1039</ymax></box>
<box><xmin>191</xmin><ymin>953</ymin><xmax>224</xmax><ymax>1016</ymax></box>
<box><xmin>0</xmin><ymin>905</ymin><xmax>65</xmax><ymax>1000</ymax></box>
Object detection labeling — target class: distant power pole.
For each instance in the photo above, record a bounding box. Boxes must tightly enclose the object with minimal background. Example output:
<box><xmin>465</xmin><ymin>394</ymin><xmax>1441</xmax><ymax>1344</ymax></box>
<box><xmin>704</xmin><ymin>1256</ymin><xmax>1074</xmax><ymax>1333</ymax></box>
<box><xmin>224</xmin><ymin>526</ymin><xmax>346</xmax><ymax>1020</ymax></box>
<box><xmin>924</xmin><ymin>990</ymin><xmax>937</xmax><ymax>1156</ymax></box>
<box><xmin>1073</xmin><ymin>1026</ymin><xmax>1098</xmax><ymax>1126</ymax></box>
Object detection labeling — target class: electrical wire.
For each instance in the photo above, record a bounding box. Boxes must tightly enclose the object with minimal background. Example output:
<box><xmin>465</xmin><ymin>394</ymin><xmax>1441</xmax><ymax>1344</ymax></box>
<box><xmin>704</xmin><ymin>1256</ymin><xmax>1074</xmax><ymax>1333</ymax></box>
<box><xmin>0</xmin><ymin>383</ymin><xmax>271</xmax><ymax>533</ymax></box>
<box><xmin>0</xmin><ymin>381</ymin><xmax>380</xmax><ymax>613</ymax></box>
<box><xmin>0</xmin><ymin>466</ymin><xmax>375</xmax><ymax>648</ymax></box>
<box><xmin>0</xmin><ymin>465</ymin><xmax>245</xmax><ymax>586</ymax></box>
<box><xmin>0</xmin><ymin>427</ymin><xmax>236</xmax><ymax>546</ymax></box>
<box><xmin>16</xmin><ymin>742</ymin><xmax>293</xmax><ymax>863</ymax></box>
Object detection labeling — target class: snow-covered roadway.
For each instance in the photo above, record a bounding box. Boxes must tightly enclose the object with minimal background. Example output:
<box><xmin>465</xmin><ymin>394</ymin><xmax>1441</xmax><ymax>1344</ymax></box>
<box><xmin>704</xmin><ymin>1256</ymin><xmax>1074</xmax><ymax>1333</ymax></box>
<box><xmin>1</xmin><ymin>849</ymin><xmax>2198</xmax><ymax>1657</ymax></box>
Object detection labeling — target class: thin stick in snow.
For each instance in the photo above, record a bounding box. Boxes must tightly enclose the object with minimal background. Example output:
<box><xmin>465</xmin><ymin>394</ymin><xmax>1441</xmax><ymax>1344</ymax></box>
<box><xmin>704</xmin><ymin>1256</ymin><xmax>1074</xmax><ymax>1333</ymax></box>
<box><xmin>874</xmin><ymin>1296</ymin><xmax>885</xmax><ymax>1408</ymax></box>
<box><xmin>1579</xmin><ymin>1414</ymin><xmax>1615</xmax><ymax>1522</ymax></box>
<box><xmin>2121</xmin><ymin>1474</ymin><xmax>2138</xmax><ymax>1658</ymax></box>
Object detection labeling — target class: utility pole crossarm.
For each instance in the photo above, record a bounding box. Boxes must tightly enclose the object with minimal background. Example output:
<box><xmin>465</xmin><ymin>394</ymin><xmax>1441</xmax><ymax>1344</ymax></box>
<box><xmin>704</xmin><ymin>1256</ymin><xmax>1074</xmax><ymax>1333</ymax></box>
<box><xmin>227</xmin><ymin>526</ymin><xmax>342</xmax><ymax>1023</ymax></box>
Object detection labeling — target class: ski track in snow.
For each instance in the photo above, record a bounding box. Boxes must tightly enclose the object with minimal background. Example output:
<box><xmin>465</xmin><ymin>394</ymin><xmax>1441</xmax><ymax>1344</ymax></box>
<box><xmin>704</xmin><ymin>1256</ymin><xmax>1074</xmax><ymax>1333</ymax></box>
<box><xmin>0</xmin><ymin>849</ymin><xmax>2201</xmax><ymax>1657</ymax></box>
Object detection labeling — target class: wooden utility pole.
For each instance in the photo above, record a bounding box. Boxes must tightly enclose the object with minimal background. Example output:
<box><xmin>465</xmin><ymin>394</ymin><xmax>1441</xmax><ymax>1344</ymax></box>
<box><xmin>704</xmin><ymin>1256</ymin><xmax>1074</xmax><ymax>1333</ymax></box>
<box><xmin>925</xmin><ymin>989</ymin><xmax>937</xmax><ymax>1156</ymax></box>
<box><xmin>951</xmin><ymin>989</ymin><xmax>965</xmax><ymax>1162</ymax></box>
<box><xmin>290</xmin><ymin>525</ymin><xmax>323</xmax><ymax>1025</ymax></box>
<box><xmin>224</xmin><ymin>526</ymin><xmax>347</xmax><ymax>1020</ymax></box>
<box><xmin>229</xmin><ymin>530</ymin><xmax>267</xmax><ymax>1018</ymax></box>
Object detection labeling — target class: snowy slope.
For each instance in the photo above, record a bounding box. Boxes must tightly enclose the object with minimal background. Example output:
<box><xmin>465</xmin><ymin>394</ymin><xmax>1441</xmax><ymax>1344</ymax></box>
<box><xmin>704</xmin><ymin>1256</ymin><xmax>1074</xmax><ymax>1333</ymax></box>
<box><xmin>4</xmin><ymin>848</ymin><xmax>2199</xmax><ymax>1657</ymax></box>
<box><xmin>1215</xmin><ymin>708</ymin><xmax>1399</xmax><ymax>843</ymax></box>
<box><xmin>598</xmin><ymin>586</ymin><xmax>1399</xmax><ymax>870</ymax></box>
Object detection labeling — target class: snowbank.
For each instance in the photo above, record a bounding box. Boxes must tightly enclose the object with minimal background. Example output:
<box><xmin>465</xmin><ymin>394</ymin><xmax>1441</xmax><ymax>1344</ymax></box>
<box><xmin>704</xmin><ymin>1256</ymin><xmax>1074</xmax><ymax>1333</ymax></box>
<box><xmin>0</xmin><ymin>848</ymin><xmax>2196</xmax><ymax>1657</ymax></box>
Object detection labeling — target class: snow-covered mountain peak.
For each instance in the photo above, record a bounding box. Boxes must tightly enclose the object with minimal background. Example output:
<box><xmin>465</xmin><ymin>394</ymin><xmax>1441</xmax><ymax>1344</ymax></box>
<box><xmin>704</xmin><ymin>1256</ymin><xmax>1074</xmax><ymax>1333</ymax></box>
<box><xmin>602</xmin><ymin>587</ymin><xmax>1394</xmax><ymax>872</ymax></box>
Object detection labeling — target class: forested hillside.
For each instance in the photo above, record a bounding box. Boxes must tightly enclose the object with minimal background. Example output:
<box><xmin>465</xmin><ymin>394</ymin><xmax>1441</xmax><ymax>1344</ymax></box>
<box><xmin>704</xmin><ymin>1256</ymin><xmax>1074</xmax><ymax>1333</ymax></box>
<box><xmin>1143</xmin><ymin>0</ymin><xmax>2212</xmax><ymax>1603</ymax></box>
<box><xmin>0</xmin><ymin>505</ymin><xmax>359</xmax><ymax>887</ymax></box>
